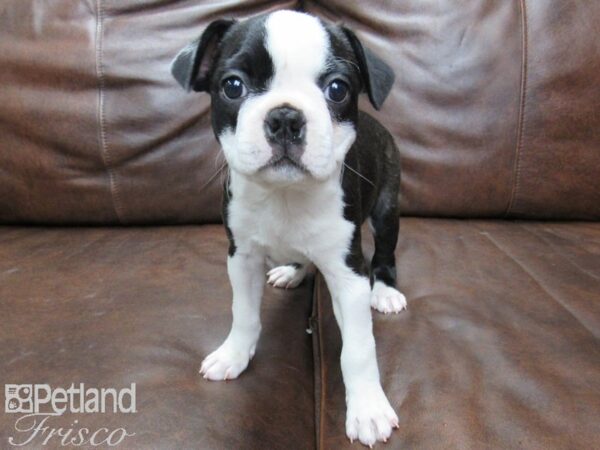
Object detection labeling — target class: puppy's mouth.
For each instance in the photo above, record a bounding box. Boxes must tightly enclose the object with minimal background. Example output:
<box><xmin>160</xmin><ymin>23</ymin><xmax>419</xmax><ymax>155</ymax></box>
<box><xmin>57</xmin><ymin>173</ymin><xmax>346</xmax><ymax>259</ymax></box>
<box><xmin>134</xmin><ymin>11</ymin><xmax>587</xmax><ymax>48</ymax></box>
<box><xmin>259</xmin><ymin>154</ymin><xmax>309</xmax><ymax>174</ymax></box>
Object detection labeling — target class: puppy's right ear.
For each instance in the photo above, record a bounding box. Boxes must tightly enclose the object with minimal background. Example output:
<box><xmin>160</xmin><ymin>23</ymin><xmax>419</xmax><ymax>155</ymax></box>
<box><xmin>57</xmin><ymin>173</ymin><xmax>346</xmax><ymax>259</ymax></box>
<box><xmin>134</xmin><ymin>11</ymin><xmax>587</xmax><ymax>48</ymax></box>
<box><xmin>171</xmin><ymin>19</ymin><xmax>236</xmax><ymax>92</ymax></box>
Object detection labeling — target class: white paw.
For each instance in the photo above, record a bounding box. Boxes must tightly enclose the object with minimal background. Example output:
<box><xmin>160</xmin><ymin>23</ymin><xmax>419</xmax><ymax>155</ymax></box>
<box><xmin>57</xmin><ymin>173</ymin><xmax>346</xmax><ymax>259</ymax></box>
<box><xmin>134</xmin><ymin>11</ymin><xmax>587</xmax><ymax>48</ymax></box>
<box><xmin>370</xmin><ymin>281</ymin><xmax>407</xmax><ymax>314</ymax></box>
<box><xmin>346</xmin><ymin>386</ymin><xmax>399</xmax><ymax>447</ymax></box>
<box><xmin>267</xmin><ymin>265</ymin><xmax>305</xmax><ymax>289</ymax></box>
<box><xmin>199</xmin><ymin>343</ymin><xmax>254</xmax><ymax>381</ymax></box>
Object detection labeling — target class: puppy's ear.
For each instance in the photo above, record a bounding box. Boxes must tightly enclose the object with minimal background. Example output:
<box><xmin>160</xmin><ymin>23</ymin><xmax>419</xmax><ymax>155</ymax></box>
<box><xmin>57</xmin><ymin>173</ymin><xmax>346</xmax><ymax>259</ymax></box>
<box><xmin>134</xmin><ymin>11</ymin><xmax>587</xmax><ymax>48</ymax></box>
<box><xmin>171</xmin><ymin>19</ymin><xmax>236</xmax><ymax>92</ymax></box>
<box><xmin>342</xmin><ymin>27</ymin><xmax>395</xmax><ymax>110</ymax></box>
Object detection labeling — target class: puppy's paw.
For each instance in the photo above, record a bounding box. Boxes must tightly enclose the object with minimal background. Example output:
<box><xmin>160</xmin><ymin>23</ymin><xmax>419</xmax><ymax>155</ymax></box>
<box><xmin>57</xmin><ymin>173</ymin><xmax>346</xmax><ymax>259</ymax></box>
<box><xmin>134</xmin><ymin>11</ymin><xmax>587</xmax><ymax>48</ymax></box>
<box><xmin>199</xmin><ymin>343</ymin><xmax>254</xmax><ymax>381</ymax></box>
<box><xmin>267</xmin><ymin>264</ymin><xmax>305</xmax><ymax>289</ymax></box>
<box><xmin>370</xmin><ymin>281</ymin><xmax>407</xmax><ymax>314</ymax></box>
<box><xmin>346</xmin><ymin>386</ymin><xmax>399</xmax><ymax>447</ymax></box>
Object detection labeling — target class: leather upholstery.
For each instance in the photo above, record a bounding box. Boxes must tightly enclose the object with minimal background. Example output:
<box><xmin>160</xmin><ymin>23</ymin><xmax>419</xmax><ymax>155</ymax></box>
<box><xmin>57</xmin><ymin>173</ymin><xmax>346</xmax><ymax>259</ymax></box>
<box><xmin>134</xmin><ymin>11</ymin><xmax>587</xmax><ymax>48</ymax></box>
<box><xmin>1</xmin><ymin>222</ymin><xmax>598</xmax><ymax>448</ymax></box>
<box><xmin>0</xmin><ymin>0</ymin><xmax>296</xmax><ymax>224</ymax></box>
<box><xmin>307</xmin><ymin>0</ymin><xmax>600</xmax><ymax>219</ymax></box>
<box><xmin>314</xmin><ymin>219</ymin><xmax>600</xmax><ymax>449</ymax></box>
<box><xmin>0</xmin><ymin>226</ymin><xmax>316</xmax><ymax>449</ymax></box>
<box><xmin>1</xmin><ymin>1</ymin><xmax>599</xmax><ymax>223</ymax></box>
<box><xmin>0</xmin><ymin>1</ymin><xmax>599</xmax><ymax>449</ymax></box>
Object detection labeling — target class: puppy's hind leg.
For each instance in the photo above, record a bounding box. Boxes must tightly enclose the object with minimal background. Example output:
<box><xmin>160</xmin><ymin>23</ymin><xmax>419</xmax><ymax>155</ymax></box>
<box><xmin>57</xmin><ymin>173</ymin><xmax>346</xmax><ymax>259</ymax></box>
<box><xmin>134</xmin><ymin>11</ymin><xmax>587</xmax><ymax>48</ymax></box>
<box><xmin>267</xmin><ymin>263</ymin><xmax>307</xmax><ymax>289</ymax></box>
<box><xmin>369</xmin><ymin>189</ymin><xmax>407</xmax><ymax>314</ymax></box>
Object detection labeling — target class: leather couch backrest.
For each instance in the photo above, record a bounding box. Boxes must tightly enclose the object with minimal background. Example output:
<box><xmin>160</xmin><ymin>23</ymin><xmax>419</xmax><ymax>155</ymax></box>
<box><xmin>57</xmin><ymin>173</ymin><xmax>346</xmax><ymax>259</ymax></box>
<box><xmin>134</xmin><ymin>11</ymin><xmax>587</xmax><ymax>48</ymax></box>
<box><xmin>1</xmin><ymin>0</ymin><xmax>598</xmax><ymax>224</ymax></box>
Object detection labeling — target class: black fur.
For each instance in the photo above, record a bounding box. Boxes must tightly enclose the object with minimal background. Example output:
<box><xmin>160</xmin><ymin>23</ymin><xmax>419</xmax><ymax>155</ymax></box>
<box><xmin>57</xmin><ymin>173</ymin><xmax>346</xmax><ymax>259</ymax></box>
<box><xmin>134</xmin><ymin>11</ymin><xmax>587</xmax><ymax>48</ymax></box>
<box><xmin>172</xmin><ymin>13</ymin><xmax>400</xmax><ymax>289</ymax></box>
<box><xmin>341</xmin><ymin>27</ymin><xmax>395</xmax><ymax>111</ymax></box>
<box><xmin>222</xmin><ymin>177</ymin><xmax>236</xmax><ymax>257</ymax></box>
<box><xmin>342</xmin><ymin>112</ymin><xmax>400</xmax><ymax>287</ymax></box>
<box><xmin>210</xmin><ymin>16</ymin><xmax>274</xmax><ymax>137</ymax></box>
<box><xmin>171</xmin><ymin>19</ymin><xmax>236</xmax><ymax>92</ymax></box>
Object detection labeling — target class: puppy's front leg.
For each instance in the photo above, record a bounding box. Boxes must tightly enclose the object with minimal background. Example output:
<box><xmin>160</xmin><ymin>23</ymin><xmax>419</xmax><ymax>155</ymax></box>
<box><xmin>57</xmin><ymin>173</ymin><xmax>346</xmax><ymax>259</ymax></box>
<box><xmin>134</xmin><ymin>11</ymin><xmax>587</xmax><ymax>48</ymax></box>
<box><xmin>320</xmin><ymin>266</ymin><xmax>399</xmax><ymax>446</ymax></box>
<box><xmin>200</xmin><ymin>249</ymin><xmax>265</xmax><ymax>381</ymax></box>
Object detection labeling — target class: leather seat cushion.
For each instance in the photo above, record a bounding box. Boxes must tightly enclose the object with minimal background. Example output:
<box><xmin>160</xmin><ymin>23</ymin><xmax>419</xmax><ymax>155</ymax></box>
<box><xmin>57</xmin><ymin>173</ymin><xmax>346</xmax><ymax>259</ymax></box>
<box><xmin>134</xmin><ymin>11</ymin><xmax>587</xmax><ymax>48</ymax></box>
<box><xmin>313</xmin><ymin>218</ymin><xmax>600</xmax><ymax>449</ymax></box>
<box><xmin>0</xmin><ymin>225</ymin><xmax>316</xmax><ymax>449</ymax></box>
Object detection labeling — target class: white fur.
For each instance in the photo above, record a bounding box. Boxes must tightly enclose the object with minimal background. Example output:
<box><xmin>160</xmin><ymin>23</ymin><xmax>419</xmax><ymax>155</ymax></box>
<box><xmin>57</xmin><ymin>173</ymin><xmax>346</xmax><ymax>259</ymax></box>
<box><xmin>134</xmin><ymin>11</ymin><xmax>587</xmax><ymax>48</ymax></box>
<box><xmin>218</xmin><ymin>11</ymin><xmax>356</xmax><ymax>182</ymax></box>
<box><xmin>371</xmin><ymin>281</ymin><xmax>407</xmax><ymax>314</ymax></box>
<box><xmin>345</xmin><ymin>384</ymin><xmax>399</xmax><ymax>445</ymax></box>
<box><xmin>314</xmin><ymin>251</ymin><xmax>399</xmax><ymax>446</ymax></box>
<box><xmin>199</xmin><ymin>251</ymin><xmax>265</xmax><ymax>380</ymax></box>
<box><xmin>206</xmin><ymin>11</ymin><xmax>400</xmax><ymax>446</ymax></box>
<box><xmin>222</xmin><ymin>169</ymin><xmax>399</xmax><ymax>445</ymax></box>
<box><xmin>267</xmin><ymin>264</ymin><xmax>307</xmax><ymax>289</ymax></box>
<box><xmin>227</xmin><ymin>170</ymin><xmax>351</xmax><ymax>259</ymax></box>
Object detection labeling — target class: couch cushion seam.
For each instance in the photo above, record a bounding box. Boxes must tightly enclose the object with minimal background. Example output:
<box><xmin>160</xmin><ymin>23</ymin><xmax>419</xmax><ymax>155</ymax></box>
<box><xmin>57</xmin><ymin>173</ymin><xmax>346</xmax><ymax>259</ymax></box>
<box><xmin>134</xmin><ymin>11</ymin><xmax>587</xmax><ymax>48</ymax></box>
<box><xmin>505</xmin><ymin>0</ymin><xmax>528</xmax><ymax>217</ymax></box>
<box><xmin>95</xmin><ymin>0</ymin><xmax>124</xmax><ymax>224</ymax></box>
<box><xmin>519</xmin><ymin>224</ymin><xmax>600</xmax><ymax>282</ymax></box>
<box><xmin>313</xmin><ymin>272</ymin><xmax>326</xmax><ymax>450</ymax></box>
<box><xmin>528</xmin><ymin>225</ymin><xmax>600</xmax><ymax>281</ymax></box>
<box><xmin>474</xmin><ymin>223</ymin><xmax>600</xmax><ymax>340</ymax></box>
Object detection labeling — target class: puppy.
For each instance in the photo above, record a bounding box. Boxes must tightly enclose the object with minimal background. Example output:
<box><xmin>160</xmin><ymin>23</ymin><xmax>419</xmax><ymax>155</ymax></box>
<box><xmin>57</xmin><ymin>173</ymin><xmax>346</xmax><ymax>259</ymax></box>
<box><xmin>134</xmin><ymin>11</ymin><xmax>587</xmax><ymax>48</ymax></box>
<box><xmin>172</xmin><ymin>10</ymin><xmax>406</xmax><ymax>447</ymax></box>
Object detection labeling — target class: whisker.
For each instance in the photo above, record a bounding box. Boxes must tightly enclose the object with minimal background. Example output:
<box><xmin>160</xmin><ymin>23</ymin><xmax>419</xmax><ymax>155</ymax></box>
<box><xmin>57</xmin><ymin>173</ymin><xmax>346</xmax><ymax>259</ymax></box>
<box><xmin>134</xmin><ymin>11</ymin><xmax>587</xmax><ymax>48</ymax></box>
<box><xmin>224</xmin><ymin>166</ymin><xmax>231</xmax><ymax>201</ymax></box>
<box><xmin>198</xmin><ymin>160</ymin><xmax>228</xmax><ymax>193</ymax></box>
<box><xmin>343</xmin><ymin>163</ymin><xmax>375</xmax><ymax>186</ymax></box>
<box><xmin>214</xmin><ymin>148</ymin><xmax>225</xmax><ymax>170</ymax></box>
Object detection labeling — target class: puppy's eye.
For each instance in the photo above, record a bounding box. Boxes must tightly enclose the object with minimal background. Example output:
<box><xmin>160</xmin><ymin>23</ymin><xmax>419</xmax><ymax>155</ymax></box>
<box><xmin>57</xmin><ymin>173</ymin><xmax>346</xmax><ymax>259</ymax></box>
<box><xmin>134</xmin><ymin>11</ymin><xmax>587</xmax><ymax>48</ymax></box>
<box><xmin>325</xmin><ymin>79</ymin><xmax>349</xmax><ymax>103</ymax></box>
<box><xmin>222</xmin><ymin>76</ymin><xmax>247</xmax><ymax>99</ymax></box>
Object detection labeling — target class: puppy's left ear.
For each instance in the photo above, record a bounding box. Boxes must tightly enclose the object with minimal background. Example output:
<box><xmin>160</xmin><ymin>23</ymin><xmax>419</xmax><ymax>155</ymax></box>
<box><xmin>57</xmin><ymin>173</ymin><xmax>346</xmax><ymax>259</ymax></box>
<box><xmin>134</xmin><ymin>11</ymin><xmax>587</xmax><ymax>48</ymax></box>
<box><xmin>342</xmin><ymin>28</ymin><xmax>395</xmax><ymax>110</ymax></box>
<box><xmin>171</xmin><ymin>19</ymin><xmax>236</xmax><ymax>92</ymax></box>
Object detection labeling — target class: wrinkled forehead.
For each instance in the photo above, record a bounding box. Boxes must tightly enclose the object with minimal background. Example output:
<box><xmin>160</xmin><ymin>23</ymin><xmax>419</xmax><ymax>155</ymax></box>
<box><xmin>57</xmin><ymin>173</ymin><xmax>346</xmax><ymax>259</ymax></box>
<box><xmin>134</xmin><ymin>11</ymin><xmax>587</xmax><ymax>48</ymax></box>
<box><xmin>216</xmin><ymin>11</ymin><xmax>354</xmax><ymax>85</ymax></box>
<box><xmin>265</xmin><ymin>11</ymin><xmax>329</xmax><ymax>81</ymax></box>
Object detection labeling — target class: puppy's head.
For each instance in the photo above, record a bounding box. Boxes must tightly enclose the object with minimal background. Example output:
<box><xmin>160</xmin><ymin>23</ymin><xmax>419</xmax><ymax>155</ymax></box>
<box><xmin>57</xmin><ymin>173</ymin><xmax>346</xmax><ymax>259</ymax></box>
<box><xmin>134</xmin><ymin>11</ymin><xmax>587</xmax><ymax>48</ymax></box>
<box><xmin>172</xmin><ymin>10</ymin><xmax>394</xmax><ymax>184</ymax></box>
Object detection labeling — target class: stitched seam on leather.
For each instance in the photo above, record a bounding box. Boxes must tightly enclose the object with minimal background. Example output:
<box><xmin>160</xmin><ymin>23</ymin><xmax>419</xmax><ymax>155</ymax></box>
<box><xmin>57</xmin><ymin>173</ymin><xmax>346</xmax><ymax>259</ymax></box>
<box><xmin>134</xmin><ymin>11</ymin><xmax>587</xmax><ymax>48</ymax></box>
<box><xmin>95</xmin><ymin>0</ymin><xmax>124</xmax><ymax>224</ymax></box>
<box><xmin>506</xmin><ymin>0</ymin><xmax>528</xmax><ymax>217</ymax></box>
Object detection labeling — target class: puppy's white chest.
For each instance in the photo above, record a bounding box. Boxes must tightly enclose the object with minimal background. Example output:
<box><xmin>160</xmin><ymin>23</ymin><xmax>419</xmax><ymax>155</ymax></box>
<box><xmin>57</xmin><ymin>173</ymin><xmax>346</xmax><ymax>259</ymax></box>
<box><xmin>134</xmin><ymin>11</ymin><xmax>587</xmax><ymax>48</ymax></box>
<box><xmin>227</xmin><ymin>173</ymin><xmax>353</xmax><ymax>262</ymax></box>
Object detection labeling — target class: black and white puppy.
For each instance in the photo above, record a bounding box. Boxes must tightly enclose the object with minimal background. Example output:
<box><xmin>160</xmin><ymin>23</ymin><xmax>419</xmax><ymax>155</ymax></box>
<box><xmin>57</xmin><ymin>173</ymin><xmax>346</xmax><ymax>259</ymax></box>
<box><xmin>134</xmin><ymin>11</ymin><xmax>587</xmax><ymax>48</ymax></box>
<box><xmin>172</xmin><ymin>10</ymin><xmax>406</xmax><ymax>447</ymax></box>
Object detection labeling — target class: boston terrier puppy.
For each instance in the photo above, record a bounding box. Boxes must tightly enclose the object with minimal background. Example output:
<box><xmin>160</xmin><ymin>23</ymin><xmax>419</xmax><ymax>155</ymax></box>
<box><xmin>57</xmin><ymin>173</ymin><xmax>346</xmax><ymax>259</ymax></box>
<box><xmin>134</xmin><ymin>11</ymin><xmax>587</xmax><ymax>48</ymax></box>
<box><xmin>172</xmin><ymin>10</ymin><xmax>406</xmax><ymax>447</ymax></box>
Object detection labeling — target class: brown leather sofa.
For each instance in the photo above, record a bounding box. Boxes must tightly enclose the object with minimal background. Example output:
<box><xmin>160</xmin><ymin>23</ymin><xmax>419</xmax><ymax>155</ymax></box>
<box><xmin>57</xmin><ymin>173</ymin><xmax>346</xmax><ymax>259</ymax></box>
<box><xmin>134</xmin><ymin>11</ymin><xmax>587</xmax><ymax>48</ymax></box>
<box><xmin>1</xmin><ymin>1</ymin><xmax>599</xmax><ymax>449</ymax></box>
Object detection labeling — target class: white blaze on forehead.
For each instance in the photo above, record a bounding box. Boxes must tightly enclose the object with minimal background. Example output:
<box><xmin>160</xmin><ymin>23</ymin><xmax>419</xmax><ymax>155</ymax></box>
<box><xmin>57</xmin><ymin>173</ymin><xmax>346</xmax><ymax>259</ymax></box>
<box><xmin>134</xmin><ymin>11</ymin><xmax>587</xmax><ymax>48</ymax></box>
<box><xmin>222</xmin><ymin>10</ymin><xmax>354</xmax><ymax>182</ymax></box>
<box><xmin>265</xmin><ymin>11</ymin><xmax>329</xmax><ymax>82</ymax></box>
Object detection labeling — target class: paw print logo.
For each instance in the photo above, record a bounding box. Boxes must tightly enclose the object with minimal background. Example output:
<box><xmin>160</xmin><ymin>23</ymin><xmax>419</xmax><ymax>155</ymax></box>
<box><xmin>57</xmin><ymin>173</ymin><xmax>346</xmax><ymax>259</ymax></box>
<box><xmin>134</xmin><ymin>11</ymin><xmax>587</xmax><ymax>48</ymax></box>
<box><xmin>5</xmin><ymin>385</ymin><xmax>33</xmax><ymax>413</ymax></box>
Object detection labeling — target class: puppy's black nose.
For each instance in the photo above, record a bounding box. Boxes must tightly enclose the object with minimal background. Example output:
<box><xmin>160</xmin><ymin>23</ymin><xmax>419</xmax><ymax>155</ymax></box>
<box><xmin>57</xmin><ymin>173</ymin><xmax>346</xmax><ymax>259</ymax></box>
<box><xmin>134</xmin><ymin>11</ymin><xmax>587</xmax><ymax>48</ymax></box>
<box><xmin>264</xmin><ymin>106</ymin><xmax>306</xmax><ymax>146</ymax></box>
